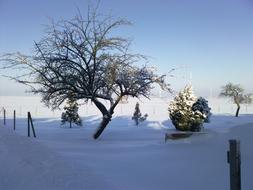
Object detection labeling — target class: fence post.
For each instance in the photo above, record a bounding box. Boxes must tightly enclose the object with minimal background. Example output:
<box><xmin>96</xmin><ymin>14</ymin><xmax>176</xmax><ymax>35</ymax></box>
<box><xmin>227</xmin><ymin>139</ymin><xmax>241</xmax><ymax>190</ymax></box>
<box><xmin>13</xmin><ymin>110</ymin><xmax>16</xmax><ymax>130</ymax></box>
<box><xmin>28</xmin><ymin>112</ymin><xmax>36</xmax><ymax>138</ymax></box>
<box><xmin>30</xmin><ymin>112</ymin><xmax>36</xmax><ymax>138</ymax></box>
<box><xmin>28</xmin><ymin>112</ymin><xmax>30</xmax><ymax>137</ymax></box>
<box><xmin>4</xmin><ymin>108</ymin><xmax>6</xmax><ymax>125</ymax></box>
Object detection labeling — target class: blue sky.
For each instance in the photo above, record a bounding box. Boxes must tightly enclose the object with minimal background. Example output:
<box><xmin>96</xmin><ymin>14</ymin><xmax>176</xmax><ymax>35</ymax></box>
<box><xmin>0</xmin><ymin>0</ymin><xmax>253</xmax><ymax>97</ymax></box>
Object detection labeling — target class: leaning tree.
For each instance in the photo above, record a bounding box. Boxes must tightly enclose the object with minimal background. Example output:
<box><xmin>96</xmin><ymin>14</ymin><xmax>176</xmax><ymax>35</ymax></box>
<box><xmin>220</xmin><ymin>83</ymin><xmax>251</xmax><ymax>117</ymax></box>
<box><xmin>1</xmin><ymin>8</ymin><xmax>171</xmax><ymax>139</ymax></box>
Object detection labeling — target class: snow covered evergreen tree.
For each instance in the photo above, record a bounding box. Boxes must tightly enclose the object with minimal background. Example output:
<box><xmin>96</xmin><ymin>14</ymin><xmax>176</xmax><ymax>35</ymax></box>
<box><xmin>132</xmin><ymin>102</ymin><xmax>148</xmax><ymax>126</ymax></box>
<box><xmin>168</xmin><ymin>85</ymin><xmax>197</xmax><ymax>131</ymax></box>
<box><xmin>61</xmin><ymin>97</ymin><xmax>82</xmax><ymax>128</ymax></box>
<box><xmin>168</xmin><ymin>85</ymin><xmax>211</xmax><ymax>132</ymax></box>
<box><xmin>192</xmin><ymin>97</ymin><xmax>211</xmax><ymax>123</ymax></box>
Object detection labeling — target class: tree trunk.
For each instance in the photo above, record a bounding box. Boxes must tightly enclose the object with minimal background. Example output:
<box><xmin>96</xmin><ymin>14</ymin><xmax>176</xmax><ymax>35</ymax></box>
<box><xmin>92</xmin><ymin>96</ymin><xmax>122</xmax><ymax>139</ymax></box>
<box><xmin>70</xmin><ymin>120</ymin><xmax>72</xmax><ymax>128</ymax></box>
<box><xmin>92</xmin><ymin>98</ymin><xmax>111</xmax><ymax>139</ymax></box>
<box><xmin>135</xmin><ymin>119</ymin><xmax>139</xmax><ymax>126</ymax></box>
<box><xmin>93</xmin><ymin>115</ymin><xmax>111</xmax><ymax>139</ymax></box>
<box><xmin>235</xmin><ymin>105</ymin><xmax>240</xmax><ymax>117</ymax></box>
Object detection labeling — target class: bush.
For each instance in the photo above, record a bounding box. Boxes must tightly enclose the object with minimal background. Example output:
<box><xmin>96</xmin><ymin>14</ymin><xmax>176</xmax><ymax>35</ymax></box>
<box><xmin>168</xmin><ymin>85</ymin><xmax>211</xmax><ymax>132</ymax></box>
<box><xmin>192</xmin><ymin>97</ymin><xmax>211</xmax><ymax>123</ymax></box>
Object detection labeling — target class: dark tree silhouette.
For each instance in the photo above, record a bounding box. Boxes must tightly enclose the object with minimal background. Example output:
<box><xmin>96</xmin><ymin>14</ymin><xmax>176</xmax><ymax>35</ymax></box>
<box><xmin>61</xmin><ymin>95</ymin><xmax>82</xmax><ymax>128</ymax></box>
<box><xmin>1</xmin><ymin>7</ymin><xmax>171</xmax><ymax>139</ymax></box>
<box><xmin>132</xmin><ymin>102</ymin><xmax>148</xmax><ymax>126</ymax></box>
<box><xmin>132</xmin><ymin>102</ymin><xmax>141</xmax><ymax>125</ymax></box>
<box><xmin>220</xmin><ymin>83</ymin><xmax>246</xmax><ymax>117</ymax></box>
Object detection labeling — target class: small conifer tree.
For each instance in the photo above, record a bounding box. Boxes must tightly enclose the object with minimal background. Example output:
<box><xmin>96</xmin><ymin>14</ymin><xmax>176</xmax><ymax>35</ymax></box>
<box><xmin>192</xmin><ymin>97</ymin><xmax>211</xmax><ymax>123</ymax></box>
<box><xmin>61</xmin><ymin>96</ymin><xmax>82</xmax><ymax>128</ymax></box>
<box><xmin>132</xmin><ymin>102</ymin><xmax>148</xmax><ymax>126</ymax></box>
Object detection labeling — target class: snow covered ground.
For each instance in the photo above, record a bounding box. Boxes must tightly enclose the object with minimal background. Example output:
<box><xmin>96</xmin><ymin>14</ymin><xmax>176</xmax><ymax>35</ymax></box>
<box><xmin>0</xmin><ymin>96</ymin><xmax>253</xmax><ymax>190</ymax></box>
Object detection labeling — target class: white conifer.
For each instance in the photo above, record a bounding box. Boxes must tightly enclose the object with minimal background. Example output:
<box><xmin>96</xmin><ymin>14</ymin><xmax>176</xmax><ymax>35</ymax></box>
<box><xmin>168</xmin><ymin>85</ymin><xmax>210</xmax><ymax>131</ymax></box>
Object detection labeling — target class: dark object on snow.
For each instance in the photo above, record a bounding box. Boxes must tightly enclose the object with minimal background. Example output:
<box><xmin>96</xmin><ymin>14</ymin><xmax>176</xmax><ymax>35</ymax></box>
<box><xmin>3</xmin><ymin>108</ymin><xmax>6</xmax><ymax>125</ymax></box>
<box><xmin>132</xmin><ymin>102</ymin><xmax>148</xmax><ymax>125</ymax></box>
<box><xmin>27</xmin><ymin>112</ymin><xmax>36</xmax><ymax>138</ymax></box>
<box><xmin>165</xmin><ymin>131</ymin><xmax>207</xmax><ymax>142</ymax></box>
<box><xmin>14</xmin><ymin>110</ymin><xmax>16</xmax><ymax>130</ymax></box>
<box><xmin>165</xmin><ymin>133</ymin><xmax>192</xmax><ymax>141</ymax></box>
<box><xmin>227</xmin><ymin>139</ymin><xmax>241</xmax><ymax>190</ymax></box>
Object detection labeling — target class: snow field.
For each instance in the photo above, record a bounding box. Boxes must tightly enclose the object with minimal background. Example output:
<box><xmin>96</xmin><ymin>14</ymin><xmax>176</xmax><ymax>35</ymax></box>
<box><xmin>0</xmin><ymin>96</ymin><xmax>253</xmax><ymax>190</ymax></box>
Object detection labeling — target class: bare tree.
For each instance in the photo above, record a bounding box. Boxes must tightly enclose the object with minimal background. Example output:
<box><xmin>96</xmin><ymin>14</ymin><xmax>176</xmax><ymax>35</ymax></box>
<box><xmin>220</xmin><ymin>83</ymin><xmax>245</xmax><ymax>117</ymax></box>
<box><xmin>1</xmin><ymin>8</ymin><xmax>171</xmax><ymax>139</ymax></box>
<box><xmin>243</xmin><ymin>93</ymin><xmax>253</xmax><ymax>104</ymax></box>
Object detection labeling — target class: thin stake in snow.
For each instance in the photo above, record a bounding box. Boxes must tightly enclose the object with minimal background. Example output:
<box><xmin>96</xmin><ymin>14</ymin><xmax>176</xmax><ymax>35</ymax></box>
<box><xmin>227</xmin><ymin>139</ymin><xmax>241</xmax><ymax>190</ymax></box>
<box><xmin>3</xmin><ymin>108</ymin><xmax>6</xmax><ymax>125</ymax></box>
<box><xmin>13</xmin><ymin>110</ymin><xmax>16</xmax><ymax>130</ymax></box>
<box><xmin>27</xmin><ymin>112</ymin><xmax>36</xmax><ymax>138</ymax></box>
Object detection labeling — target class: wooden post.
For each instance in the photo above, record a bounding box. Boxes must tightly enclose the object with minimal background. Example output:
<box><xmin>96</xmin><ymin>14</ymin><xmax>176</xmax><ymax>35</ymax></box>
<box><xmin>28</xmin><ymin>112</ymin><xmax>30</xmax><ymax>137</ymax></box>
<box><xmin>28</xmin><ymin>112</ymin><xmax>36</xmax><ymax>138</ymax></box>
<box><xmin>30</xmin><ymin>113</ymin><xmax>36</xmax><ymax>138</ymax></box>
<box><xmin>227</xmin><ymin>139</ymin><xmax>241</xmax><ymax>190</ymax></box>
<box><xmin>4</xmin><ymin>109</ymin><xmax>6</xmax><ymax>125</ymax></box>
<box><xmin>13</xmin><ymin>110</ymin><xmax>16</xmax><ymax>130</ymax></box>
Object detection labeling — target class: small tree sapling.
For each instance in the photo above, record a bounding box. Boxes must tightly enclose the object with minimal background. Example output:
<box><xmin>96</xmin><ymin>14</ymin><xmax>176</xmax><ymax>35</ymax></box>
<box><xmin>132</xmin><ymin>102</ymin><xmax>148</xmax><ymax>126</ymax></box>
<box><xmin>61</xmin><ymin>97</ymin><xmax>82</xmax><ymax>128</ymax></box>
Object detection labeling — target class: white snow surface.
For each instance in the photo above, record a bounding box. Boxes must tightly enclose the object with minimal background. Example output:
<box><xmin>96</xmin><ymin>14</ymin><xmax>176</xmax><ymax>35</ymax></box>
<box><xmin>0</xmin><ymin>96</ymin><xmax>253</xmax><ymax>190</ymax></box>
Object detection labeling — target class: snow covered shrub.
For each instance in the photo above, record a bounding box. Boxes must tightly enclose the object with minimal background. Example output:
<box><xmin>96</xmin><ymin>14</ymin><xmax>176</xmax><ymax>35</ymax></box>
<box><xmin>132</xmin><ymin>102</ymin><xmax>148</xmax><ymax>125</ymax></box>
<box><xmin>168</xmin><ymin>85</ymin><xmax>211</xmax><ymax>132</ymax></box>
<box><xmin>61</xmin><ymin>97</ymin><xmax>82</xmax><ymax>128</ymax></box>
<box><xmin>192</xmin><ymin>97</ymin><xmax>211</xmax><ymax>123</ymax></box>
<box><xmin>140</xmin><ymin>114</ymin><xmax>148</xmax><ymax>122</ymax></box>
